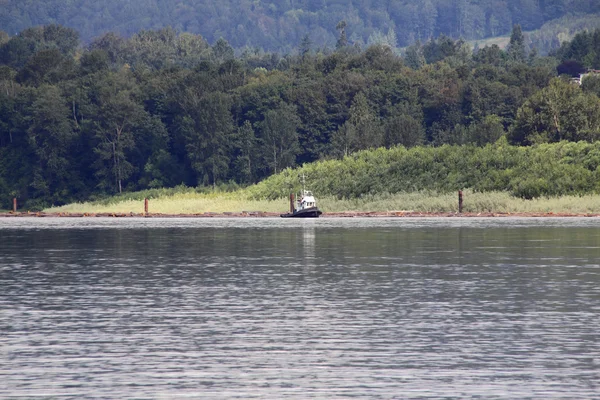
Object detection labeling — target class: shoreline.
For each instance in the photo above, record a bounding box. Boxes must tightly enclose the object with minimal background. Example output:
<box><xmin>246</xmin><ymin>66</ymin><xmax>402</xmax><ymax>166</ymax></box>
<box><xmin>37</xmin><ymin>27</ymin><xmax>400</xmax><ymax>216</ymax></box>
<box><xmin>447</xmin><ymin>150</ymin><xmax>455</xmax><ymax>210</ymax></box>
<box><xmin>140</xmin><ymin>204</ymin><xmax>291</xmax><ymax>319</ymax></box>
<box><xmin>2</xmin><ymin>211</ymin><xmax>600</xmax><ymax>218</ymax></box>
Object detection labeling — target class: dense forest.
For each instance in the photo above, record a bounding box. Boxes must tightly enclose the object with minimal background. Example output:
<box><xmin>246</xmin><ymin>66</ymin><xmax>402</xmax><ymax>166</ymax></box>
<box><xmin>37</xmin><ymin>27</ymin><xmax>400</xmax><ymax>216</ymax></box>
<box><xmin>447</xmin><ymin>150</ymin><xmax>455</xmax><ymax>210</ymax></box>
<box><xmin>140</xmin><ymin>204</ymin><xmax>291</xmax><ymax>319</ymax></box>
<box><xmin>2</xmin><ymin>23</ymin><xmax>600</xmax><ymax>209</ymax></box>
<box><xmin>1</xmin><ymin>0</ymin><xmax>600</xmax><ymax>52</ymax></box>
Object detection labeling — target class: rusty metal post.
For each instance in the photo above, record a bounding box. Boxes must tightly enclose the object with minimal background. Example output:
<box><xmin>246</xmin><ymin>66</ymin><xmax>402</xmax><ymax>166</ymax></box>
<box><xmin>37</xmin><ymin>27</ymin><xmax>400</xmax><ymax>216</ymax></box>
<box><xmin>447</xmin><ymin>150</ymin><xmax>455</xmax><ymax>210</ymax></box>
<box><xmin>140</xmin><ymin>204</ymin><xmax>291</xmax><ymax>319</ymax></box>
<box><xmin>144</xmin><ymin>198</ymin><xmax>149</xmax><ymax>214</ymax></box>
<box><xmin>290</xmin><ymin>193</ymin><xmax>295</xmax><ymax>213</ymax></box>
<box><xmin>458</xmin><ymin>190</ymin><xmax>463</xmax><ymax>214</ymax></box>
<box><xmin>13</xmin><ymin>198</ymin><xmax>17</xmax><ymax>213</ymax></box>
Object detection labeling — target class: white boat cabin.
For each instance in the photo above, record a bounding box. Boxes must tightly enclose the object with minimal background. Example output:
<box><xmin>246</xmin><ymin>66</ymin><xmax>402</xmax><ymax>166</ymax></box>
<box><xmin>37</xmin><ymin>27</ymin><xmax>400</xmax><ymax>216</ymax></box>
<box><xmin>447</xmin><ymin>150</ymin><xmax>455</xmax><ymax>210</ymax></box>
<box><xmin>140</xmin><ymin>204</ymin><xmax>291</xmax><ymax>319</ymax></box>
<box><xmin>297</xmin><ymin>191</ymin><xmax>317</xmax><ymax>210</ymax></box>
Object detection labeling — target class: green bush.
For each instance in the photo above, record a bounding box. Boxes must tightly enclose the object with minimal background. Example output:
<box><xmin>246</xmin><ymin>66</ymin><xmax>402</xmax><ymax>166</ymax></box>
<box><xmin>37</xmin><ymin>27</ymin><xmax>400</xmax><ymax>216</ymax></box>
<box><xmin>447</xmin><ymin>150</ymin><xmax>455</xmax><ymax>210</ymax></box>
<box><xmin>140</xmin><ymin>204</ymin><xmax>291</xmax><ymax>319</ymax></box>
<box><xmin>247</xmin><ymin>141</ymin><xmax>600</xmax><ymax>200</ymax></box>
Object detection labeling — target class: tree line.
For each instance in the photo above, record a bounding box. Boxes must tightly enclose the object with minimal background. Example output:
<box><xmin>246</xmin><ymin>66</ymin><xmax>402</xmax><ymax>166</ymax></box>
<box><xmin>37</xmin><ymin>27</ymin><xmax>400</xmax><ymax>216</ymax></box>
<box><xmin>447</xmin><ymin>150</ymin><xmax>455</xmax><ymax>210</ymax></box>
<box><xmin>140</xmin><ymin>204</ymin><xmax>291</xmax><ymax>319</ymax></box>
<box><xmin>1</xmin><ymin>0</ymin><xmax>599</xmax><ymax>52</ymax></box>
<box><xmin>1</xmin><ymin>24</ymin><xmax>600</xmax><ymax>209</ymax></box>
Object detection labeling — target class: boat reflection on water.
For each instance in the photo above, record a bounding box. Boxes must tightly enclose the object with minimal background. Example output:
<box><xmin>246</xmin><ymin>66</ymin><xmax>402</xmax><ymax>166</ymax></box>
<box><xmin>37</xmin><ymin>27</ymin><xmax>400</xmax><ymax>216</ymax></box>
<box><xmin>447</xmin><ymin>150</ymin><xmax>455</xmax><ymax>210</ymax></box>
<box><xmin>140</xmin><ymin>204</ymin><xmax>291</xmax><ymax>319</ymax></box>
<box><xmin>302</xmin><ymin>223</ymin><xmax>315</xmax><ymax>260</ymax></box>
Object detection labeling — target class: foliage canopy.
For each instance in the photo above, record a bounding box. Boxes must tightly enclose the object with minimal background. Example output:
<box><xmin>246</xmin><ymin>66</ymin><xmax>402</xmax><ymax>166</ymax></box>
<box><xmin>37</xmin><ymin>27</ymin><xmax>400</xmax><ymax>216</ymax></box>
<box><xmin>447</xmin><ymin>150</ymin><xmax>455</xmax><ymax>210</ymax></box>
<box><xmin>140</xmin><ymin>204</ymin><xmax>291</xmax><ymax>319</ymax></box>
<box><xmin>2</xmin><ymin>25</ymin><xmax>600</xmax><ymax>209</ymax></box>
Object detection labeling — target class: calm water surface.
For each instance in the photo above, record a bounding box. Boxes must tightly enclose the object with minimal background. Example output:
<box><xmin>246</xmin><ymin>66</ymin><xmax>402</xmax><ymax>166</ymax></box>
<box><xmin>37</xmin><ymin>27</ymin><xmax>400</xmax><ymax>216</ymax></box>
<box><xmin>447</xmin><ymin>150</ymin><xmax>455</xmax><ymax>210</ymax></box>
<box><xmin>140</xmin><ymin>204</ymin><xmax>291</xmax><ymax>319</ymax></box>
<box><xmin>1</xmin><ymin>217</ymin><xmax>600</xmax><ymax>399</ymax></box>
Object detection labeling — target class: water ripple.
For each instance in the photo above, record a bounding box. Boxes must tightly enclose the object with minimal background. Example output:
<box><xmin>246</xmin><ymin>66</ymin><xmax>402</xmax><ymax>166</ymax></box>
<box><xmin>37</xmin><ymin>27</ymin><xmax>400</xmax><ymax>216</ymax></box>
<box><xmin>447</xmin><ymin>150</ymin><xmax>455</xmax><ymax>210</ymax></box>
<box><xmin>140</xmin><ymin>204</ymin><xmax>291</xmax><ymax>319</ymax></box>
<box><xmin>1</xmin><ymin>219</ymin><xmax>599</xmax><ymax>398</ymax></box>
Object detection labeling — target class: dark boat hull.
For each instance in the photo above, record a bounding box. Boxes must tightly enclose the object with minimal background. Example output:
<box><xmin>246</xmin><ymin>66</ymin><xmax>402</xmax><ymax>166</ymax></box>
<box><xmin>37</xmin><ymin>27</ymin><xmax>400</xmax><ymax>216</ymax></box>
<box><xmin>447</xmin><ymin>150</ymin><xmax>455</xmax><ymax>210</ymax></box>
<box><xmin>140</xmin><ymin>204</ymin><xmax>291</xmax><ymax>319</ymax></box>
<box><xmin>280</xmin><ymin>207</ymin><xmax>322</xmax><ymax>218</ymax></box>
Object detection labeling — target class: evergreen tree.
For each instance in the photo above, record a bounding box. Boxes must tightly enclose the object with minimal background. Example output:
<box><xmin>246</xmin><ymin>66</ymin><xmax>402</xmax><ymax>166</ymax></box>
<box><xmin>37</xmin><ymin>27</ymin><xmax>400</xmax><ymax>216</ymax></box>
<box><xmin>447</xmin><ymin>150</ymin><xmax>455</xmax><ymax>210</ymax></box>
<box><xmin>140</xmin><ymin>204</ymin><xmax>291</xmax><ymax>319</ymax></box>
<box><xmin>299</xmin><ymin>34</ymin><xmax>312</xmax><ymax>59</ymax></box>
<box><xmin>212</xmin><ymin>37</ymin><xmax>235</xmax><ymax>63</ymax></box>
<box><xmin>348</xmin><ymin>92</ymin><xmax>383</xmax><ymax>151</ymax></box>
<box><xmin>507</xmin><ymin>24</ymin><xmax>526</xmax><ymax>63</ymax></box>
<box><xmin>404</xmin><ymin>42</ymin><xmax>425</xmax><ymax>69</ymax></box>
<box><xmin>336</xmin><ymin>20</ymin><xmax>348</xmax><ymax>49</ymax></box>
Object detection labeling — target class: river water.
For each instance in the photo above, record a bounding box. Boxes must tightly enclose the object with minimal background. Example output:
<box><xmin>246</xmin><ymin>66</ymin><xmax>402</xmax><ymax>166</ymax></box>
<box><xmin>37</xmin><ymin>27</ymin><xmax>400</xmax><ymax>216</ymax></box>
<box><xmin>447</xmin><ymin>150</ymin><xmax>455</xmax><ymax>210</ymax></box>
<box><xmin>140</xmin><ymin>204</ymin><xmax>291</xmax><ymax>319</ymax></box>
<box><xmin>1</xmin><ymin>217</ymin><xmax>599</xmax><ymax>399</ymax></box>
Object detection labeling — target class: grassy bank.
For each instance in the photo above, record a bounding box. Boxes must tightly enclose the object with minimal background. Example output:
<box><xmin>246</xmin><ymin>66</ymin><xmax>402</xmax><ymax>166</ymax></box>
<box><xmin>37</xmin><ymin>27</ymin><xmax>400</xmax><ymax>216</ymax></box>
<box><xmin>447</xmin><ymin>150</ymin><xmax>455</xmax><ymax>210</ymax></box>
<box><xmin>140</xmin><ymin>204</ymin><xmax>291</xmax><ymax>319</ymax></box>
<box><xmin>41</xmin><ymin>142</ymin><xmax>600</xmax><ymax>215</ymax></box>
<box><xmin>44</xmin><ymin>189</ymin><xmax>600</xmax><ymax>215</ymax></box>
<box><xmin>45</xmin><ymin>190</ymin><xmax>286</xmax><ymax>214</ymax></box>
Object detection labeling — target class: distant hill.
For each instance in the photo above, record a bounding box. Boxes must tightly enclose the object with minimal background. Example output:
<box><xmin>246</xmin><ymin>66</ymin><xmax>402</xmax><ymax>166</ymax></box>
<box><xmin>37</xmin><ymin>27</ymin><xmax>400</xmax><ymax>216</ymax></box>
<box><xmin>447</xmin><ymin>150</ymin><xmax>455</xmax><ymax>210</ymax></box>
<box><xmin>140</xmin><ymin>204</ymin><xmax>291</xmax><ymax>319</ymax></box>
<box><xmin>527</xmin><ymin>13</ymin><xmax>600</xmax><ymax>54</ymax></box>
<box><xmin>1</xmin><ymin>0</ymin><xmax>599</xmax><ymax>51</ymax></box>
<box><xmin>469</xmin><ymin>13</ymin><xmax>600</xmax><ymax>54</ymax></box>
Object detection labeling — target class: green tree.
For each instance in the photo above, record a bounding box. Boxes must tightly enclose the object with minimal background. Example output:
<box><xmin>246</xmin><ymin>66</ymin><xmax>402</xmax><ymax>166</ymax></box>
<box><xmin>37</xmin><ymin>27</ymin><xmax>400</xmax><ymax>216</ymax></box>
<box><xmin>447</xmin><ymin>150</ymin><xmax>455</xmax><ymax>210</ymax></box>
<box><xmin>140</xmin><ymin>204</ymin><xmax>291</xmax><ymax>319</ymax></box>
<box><xmin>404</xmin><ymin>42</ymin><xmax>425</xmax><ymax>69</ymax></box>
<box><xmin>299</xmin><ymin>34</ymin><xmax>312</xmax><ymax>59</ymax></box>
<box><xmin>350</xmin><ymin>91</ymin><xmax>383</xmax><ymax>150</ymax></box>
<box><xmin>468</xmin><ymin>114</ymin><xmax>505</xmax><ymax>146</ymax></box>
<box><xmin>176</xmin><ymin>32</ymin><xmax>211</xmax><ymax>67</ymax></box>
<box><xmin>183</xmin><ymin>92</ymin><xmax>235</xmax><ymax>186</ymax></box>
<box><xmin>509</xmin><ymin>78</ymin><xmax>600</xmax><ymax>145</ymax></box>
<box><xmin>87</xmin><ymin>69</ymin><xmax>145</xmax><ymax>193</ymax></box>
<box><xmin>123</xmin><ymin>27</ymin><xmax>178</xmax><ymax>69</ymax></box>
<box><xmin>473</xmin><ymin>44</ymin><xmax>504</xmax><ymax>66</ymax></box>
<box><xmin>336</xmin><ymin>20</ymin><xmax>348</xmax><ymax>49</ymax></box>
<box><xmin>0</xmin><ymin>31</ymin><xmax>8</xmax><ymax>45</ymax></box>
<box><xmin>422</xmin><ymin>35</ymin><xmax>459</xmax><ymax>64</ymax></box>
<box><xmin>233</xmin><ymin>120</ymin><xmax>257</xmax><ymax>183</ymax></box>
<box><xmin>79</xmin><ymin>49</ymin><xmax>110</xmax><ymax>76</ymax></box>
<box><xmin>26</xmin><ymin>85</ymin><xmax>77</xmax><ymax>201</ymax></box>
<box><xmin>260</xmin><ymin>103</ymin><xmax>300</xmax><ymax>174</ymax></box>
<box><xmin>90</xmin><ymin>32</ymin><xmax>125</xmax><ymax>65</ymax></box>
<box><xmin>331</xmin><ymin>121</ymin><xmax>357</xmax><ymax>158</ymax></box>
<box><xmin>384</xmin><ymin>114</ymin><xmax>425</xmax><ymax>148</ymax></box>
<box><xmin>288</xmin><ymin>79</ymin><xmax>330</xmax><ymax>163</ymax></box>
<box><xmin>0</xmin><ymin>36</ymin><xmax>37</xmax><ymax>68</ymax></box>
<box><xmin>582</xmin><ymin>74</ymin><xmax>600</xmax><ymax>97</ymax></box>
<box><xmin>507</xmin><ymin>24</ymin><xmax>526</xmax><ymax>63</ymax></box>
<box><xmin>130</xmin><ymin>113</ymin><xmax>173</xmax><ymax>189</ymax></box>
<box><xmin>212</xmin><ymin>37</ymin><xmax>235</xmax><ymax>63</ymax></box>
<box><xmin>41</xmin><ymin>24</ymin><xmax>79</xmax><ymax>56</ymax></box>
<box><xmin>331</xmin><ymin>92</ymin><xmax>383</xmax><ymax>156</ymax></box>
<box><xmin>16</xmin><ymin>48</ymin><xmax>74</xmax><ymax>86</ymax></box>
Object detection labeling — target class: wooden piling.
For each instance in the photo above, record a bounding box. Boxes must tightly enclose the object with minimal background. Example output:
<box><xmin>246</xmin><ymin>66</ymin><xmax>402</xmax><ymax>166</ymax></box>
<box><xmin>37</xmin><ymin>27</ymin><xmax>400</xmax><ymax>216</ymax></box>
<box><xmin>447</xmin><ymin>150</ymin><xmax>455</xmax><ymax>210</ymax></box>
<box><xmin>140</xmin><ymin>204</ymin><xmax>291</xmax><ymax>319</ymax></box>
<box><xmin>290</xmin><ymin>193</ymin><xmax>295</xmax><ymax>213</ymax></box>
<box><xmin>12</xmin><ymin>198</ymin><xmax>17</xmax><ymax>213</ymax></box>
<box><xmin>144</xmin><ymin>198</ymin><xmax>149</xmax><ymax>214</ymax></box>
<box><xmin>458</xmin><ymin>190</ymin><xmax>463</xmax><ymax>213</ymax></box>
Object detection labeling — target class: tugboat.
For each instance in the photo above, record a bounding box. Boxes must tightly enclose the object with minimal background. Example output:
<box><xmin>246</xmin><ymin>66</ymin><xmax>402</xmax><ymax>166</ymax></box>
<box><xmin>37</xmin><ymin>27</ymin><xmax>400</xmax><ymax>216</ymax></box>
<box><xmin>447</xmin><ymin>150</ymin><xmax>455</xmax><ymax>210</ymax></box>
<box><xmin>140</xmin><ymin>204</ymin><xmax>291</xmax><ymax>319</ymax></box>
<box><xmin>280</xmin><ymin>175</ymin><xmax>323</xmax><ymax>218</ymax></box>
